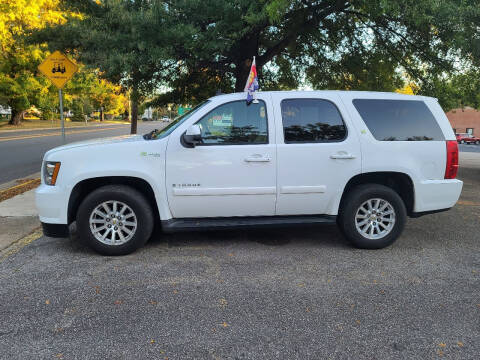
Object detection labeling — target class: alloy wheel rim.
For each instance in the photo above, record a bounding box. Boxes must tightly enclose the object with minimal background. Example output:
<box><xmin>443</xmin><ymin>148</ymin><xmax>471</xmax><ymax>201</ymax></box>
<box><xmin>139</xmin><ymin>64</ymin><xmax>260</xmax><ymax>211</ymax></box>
<box><xmin>89</xmin><ymin>200</ymin><xmax>137</xmax><ymax>245</ymax></box>
<box><xmin>355</xmin><ymin>198</ymin><xmax>396</xmax><ymax>240</ymax></box>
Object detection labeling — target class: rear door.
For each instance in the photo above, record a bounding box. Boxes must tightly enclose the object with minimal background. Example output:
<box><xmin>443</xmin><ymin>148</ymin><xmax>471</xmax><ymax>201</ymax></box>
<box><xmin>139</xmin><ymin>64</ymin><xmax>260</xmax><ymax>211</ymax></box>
<box><xmin>166</xmin><ymin>94</ymin><xmax>277</xmax><ymax>218</ymax></box>
<box><xmin>273</xmin><ymin>92</ymin><xmax>362</xmax><ymax>215</ymax></box>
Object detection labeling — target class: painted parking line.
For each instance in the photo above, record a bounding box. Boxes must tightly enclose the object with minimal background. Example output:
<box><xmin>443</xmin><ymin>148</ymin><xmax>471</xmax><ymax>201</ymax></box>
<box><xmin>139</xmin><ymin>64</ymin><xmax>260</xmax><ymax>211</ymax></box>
<box><xmin>0</xmin><ymin>126</ymin><xmax>129</xmax><ymax>142</ymax></box>
<box><xmin>0</xmin><ymin>229</ymin><xmax>43</xmax><ymax>263</ymax></box>
<box><xmin>457</xmin><ymin>200</ymin><xmax>480</xmax><ymax>206</ymax></box>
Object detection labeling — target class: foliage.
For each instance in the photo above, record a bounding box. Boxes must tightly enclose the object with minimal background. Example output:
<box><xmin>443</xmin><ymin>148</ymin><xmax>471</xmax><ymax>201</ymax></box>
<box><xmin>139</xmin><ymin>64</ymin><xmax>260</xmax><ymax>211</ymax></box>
<box><xmin>14</xmin><ymin>0</ymin><xmax>480</xmax><ymax>118</ymax></box>
<box><xmin>0</xmin><ymin>0</ymin><xmax>69</xmax><ymax>124</ymax></box>
<box><xmin>418</xmin><ymin>70</ymin><xmax>480</xmax><ymax>112</ymax></box>
<box><xmin>152</xmin><ymin>0</ymin><xmax>480</xmax><ymax>105</ymax></box>
<box><xmin>33</xmin><ymin>0</ymin><xmax>177</xmax><ymax>133</ymax></box>
<box><xmin>0</xmin><ymin>0</ymin><xmax>126</xmax><ymax>125</ymax></box>
<box><xmin>70</xmin><ymin>98</ymin><xmax>84</xmax><ymax>121</ymax></box>
<box><xmin>64</xmin><ymin>67</ymin><xmax>127</xmax><ymax>119</ymax></box>
<box><xmin>0</xmin><ymin>0</ymin><xmax>70</xmax><ymax>52</ymax></box>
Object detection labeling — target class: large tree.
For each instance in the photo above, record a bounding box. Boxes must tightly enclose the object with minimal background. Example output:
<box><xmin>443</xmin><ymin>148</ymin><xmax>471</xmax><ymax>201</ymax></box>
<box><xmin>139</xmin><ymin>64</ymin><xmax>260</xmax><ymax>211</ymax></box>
<box><xmin>33</xmin><ymin>0</ymin><xmax>177</xmax><ymax>133</ymax></box>
<box><xmin>152</xmin><ymin>0</ymin><xmax>480</xmax><ymax>105</ymax></box>
<box><xmin>0</xmin><ymin>0</ymin><xmax>69</xmax><ymax>125</ymax></box>
<box><xmin>31</xmin><ymin>0</ymin><xmax>480</xmax><ymax>112</ymax></box>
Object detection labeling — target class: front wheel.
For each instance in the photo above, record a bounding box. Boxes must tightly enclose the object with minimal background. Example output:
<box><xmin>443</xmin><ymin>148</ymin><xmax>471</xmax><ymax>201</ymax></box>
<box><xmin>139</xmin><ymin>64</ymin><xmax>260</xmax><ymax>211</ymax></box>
<box><xmin>338</xmin><ymin>184</ymin><xmax>407</xmax><ymax>249</ymax></box>
<box><xmin>76</xmin><ymin>185</ymin><xmax>154</xmax><ymax>255</ymax></box>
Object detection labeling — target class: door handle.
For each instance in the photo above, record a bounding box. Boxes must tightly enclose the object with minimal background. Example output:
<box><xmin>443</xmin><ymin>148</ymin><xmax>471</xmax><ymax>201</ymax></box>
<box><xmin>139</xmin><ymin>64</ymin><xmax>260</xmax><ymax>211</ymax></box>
<box><xmin>245</xmin><ymin>154</ymin><xmax>271</xmax><ymax>162</ymax></box>
<box><xmin>330</xmin><ymin>152</ymin><xmax>356</xmax><ymax>159</ymax></box>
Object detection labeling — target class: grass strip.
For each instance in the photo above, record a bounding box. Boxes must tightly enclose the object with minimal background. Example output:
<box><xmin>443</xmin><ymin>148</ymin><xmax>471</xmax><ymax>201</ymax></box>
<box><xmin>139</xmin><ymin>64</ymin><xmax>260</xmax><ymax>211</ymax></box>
<box><xmin>0</xmin><ymin>178</ymin><xmax>41</xmax><ymax>203</ymax></box>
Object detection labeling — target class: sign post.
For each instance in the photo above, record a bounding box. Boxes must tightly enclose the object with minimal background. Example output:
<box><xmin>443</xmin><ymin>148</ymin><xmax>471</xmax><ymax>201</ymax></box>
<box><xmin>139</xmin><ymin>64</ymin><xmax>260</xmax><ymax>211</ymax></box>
<box><xmin>38</xmin><ymin>51</ymin><xmax>78</xmax><ymax>144</ymax></box>
<box><xmin>59</xmin><ymin>89</ymin><xmax>65</xmax><ymax>143</ymax></box>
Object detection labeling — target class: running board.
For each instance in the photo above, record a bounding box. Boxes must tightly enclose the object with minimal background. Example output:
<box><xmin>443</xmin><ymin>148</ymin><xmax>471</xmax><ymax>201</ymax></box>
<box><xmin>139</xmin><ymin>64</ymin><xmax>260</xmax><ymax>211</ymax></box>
<box><xmin>161</xmin><ymin>215</ymin><xmax>336</xmax><ymax>233</ymax></box>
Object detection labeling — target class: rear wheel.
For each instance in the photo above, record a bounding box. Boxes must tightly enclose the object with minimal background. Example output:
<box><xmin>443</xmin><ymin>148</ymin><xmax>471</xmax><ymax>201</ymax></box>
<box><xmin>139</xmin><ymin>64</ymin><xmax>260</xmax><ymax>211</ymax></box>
<box><xmin>338</xmin><ymin>184</ymin><xmax>407</xmax><ymax>249</ymax></box>
<box><xmin>77</xmin><ymin>185</ymin><xmax>154</xmax><ymax>255</ymax></box>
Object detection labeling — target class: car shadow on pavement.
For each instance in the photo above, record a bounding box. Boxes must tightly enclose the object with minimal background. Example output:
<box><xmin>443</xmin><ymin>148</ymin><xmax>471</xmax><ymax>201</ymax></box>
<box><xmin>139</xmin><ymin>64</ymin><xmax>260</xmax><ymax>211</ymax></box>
<box><xmin>63</xmin><ymin>222</ymin><xmax>349</xmax><ymax>255</ymax></box>
<box><xmin>147</xmin><ymin>224</ymin><xmax>349</xmax><ymax>250</ymax></box>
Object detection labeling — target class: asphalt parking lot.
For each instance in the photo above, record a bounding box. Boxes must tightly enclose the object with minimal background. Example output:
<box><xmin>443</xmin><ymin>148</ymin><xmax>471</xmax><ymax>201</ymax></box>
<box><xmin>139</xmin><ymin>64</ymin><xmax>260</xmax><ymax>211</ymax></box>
<box><xmin>1</xmin><ymin>166</ymin><xmax>479</xmax><ymax>359</ymax></box>
<box><xmin>459</xmin><ymin>143</ymin><xmax>480</xmax><ymax>153</ymax></box>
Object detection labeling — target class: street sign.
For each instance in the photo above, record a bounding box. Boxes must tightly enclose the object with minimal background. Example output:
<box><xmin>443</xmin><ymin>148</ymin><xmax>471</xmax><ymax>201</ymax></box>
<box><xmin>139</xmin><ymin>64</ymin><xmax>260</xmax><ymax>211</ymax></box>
<box><xmin>178</xmin><ymin>106</ymin><xmax>192</xmax><ymax>115</ymax></box>
<box><xmin>38</xmin><ymin>51</ymin><xmax>78</xmax><ymax>89</ymax></box>
<box><xmin>38</xmin><ymin>51</ymin><xmax>78</xmax><ymax>144</ymax></box>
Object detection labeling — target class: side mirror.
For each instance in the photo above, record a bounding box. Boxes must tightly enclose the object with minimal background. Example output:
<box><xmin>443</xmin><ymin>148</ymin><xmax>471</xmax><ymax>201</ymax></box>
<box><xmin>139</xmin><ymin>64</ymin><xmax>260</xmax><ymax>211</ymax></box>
<box><xmin>182</xmin><ymin>124</ymin><xmax>202</xmax><ymax>147</ymax></box>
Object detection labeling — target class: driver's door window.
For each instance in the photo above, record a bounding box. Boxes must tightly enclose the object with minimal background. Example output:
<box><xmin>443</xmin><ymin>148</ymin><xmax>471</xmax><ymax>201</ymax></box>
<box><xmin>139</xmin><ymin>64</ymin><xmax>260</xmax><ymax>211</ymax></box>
<box><xmin>196</xmin><ymin>100</ymin><xmax>268</xmax><ymax>145</ymax></box>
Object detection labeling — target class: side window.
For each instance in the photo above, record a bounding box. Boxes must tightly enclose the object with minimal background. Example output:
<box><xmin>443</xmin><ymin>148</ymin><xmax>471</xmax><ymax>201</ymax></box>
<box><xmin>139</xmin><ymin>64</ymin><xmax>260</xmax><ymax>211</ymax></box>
<box><xmin>196</xmin><ymin>100</ymin><xmax>268</xmax><ymax>145</ymax></box>
<box><xmin>352</xmin><ymin>99</ymin><xmax>445</xmax><ymax>141</ymax></box>
<box><xmin>281</xmin><ymin>99</ymin><xmax>347</xmax><ymax>143</ymax></box>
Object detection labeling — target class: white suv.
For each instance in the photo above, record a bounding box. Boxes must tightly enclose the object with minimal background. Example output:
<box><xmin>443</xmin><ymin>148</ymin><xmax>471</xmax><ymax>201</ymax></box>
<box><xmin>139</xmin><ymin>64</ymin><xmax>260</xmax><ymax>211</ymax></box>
<box><xmin>36</xmin><ymin>91</ymin><xmax>462</xmax><ymax>255</ymax></box>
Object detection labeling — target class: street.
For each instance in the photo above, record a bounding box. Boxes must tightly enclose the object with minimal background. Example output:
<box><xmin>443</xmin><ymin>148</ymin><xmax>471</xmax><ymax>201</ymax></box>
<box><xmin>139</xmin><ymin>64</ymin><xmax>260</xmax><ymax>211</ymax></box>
<box><xmin>0</xmin><ymin>122</ymin><xmax>162</xmax><ymax>184</ymax></box>
<box><xmin>459</xmin><ymin>143</ymin><xmax>480</xmax><ymax>153</ymax></box>
<box><xmin>0</xmin><ymin>160</ymin><xmax>478</xmax><ymax>359</ymax></box>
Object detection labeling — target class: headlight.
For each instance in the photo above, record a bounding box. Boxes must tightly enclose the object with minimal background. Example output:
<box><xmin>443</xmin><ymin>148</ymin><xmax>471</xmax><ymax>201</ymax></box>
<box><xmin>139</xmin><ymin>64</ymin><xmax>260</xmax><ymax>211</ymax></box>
<box><xmin>44</xmin><ymin>161</ymin><xmax>61</xmax><ymax>186</ymax></box>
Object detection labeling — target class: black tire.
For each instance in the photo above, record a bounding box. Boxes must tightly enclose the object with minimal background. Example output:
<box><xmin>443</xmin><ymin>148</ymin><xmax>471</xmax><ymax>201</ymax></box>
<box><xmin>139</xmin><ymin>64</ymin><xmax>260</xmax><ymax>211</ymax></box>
<box><xmin>338</xmin><ymin>184</ymin><xmax>407</xmax><ymax>249</ymax></box>
<box><xmin>76</xmin><ymin>185</ymin><xmax>154</xmax><ymax>255</ymax></box>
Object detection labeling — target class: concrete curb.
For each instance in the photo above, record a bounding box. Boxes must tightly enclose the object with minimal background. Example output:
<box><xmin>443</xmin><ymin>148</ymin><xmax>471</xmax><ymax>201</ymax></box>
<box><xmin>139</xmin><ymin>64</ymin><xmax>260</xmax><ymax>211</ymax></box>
<box><xmin>0</xmin><ymin>172</ymin><xmax>41</xmax><ymax>192</ymax></box>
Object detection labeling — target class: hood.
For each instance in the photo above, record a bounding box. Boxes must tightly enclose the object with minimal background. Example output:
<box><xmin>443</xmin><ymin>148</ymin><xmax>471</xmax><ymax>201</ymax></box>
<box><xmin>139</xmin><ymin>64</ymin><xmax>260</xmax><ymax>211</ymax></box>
<box><xmin>44</xmin><ymin>135</ymin><xmax>144</xmax><ymax>157</ymax></box>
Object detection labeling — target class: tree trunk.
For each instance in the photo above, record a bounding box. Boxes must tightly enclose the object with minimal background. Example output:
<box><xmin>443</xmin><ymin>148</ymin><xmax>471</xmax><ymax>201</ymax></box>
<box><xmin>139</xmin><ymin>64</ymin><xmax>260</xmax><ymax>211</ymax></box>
<box><xmin>8</xmin><ymin>109</ymin><xmax>26</xmax><ymax>126</ymax></box>
<box><xmin>130</xmin><ymin>87</ymin><xmax>139</xmax><ymax>134</ymax></box>
<box><xmin>235</xmin><ymin>58</ymin><xmax>253</xmax><ymax>92</ymax></box>
<box><xmin>99</xmin><ymin>107</ymin><xmax>104</xmax><ymax>122</ymax></box>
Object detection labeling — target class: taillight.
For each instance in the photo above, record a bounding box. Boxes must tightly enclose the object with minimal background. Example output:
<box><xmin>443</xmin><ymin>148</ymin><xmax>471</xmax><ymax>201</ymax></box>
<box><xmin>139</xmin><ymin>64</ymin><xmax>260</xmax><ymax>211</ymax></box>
<box><xmin>444</xmin><ymin>140</ymin><xmax>458</xmax><ymax>179</ymax></box>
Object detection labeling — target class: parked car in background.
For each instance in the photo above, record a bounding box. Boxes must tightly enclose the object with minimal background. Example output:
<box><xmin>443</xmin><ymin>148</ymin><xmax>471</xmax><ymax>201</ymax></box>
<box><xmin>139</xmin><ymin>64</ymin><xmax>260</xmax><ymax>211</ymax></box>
<box><xmin>36</xmin><ymin>91</ymin><xmax>462</xmax><ymax>255</ymax></box>
<box><xmin>456</xmin><ymin>133</ymin><xmax>480</xmax><ymax>144</ymax></box>
<box><xmin>161</xmin><ymin>116</ymin><xmax>170</xmax><ymax>122</ymax></box>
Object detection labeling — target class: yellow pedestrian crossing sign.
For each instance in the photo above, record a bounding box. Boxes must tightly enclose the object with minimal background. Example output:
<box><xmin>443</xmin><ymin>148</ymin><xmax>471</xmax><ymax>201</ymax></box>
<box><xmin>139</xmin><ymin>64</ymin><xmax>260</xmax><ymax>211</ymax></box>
<box><xmin>38</xmin><ymin>51</ymin><xmax>78</xmax><ymax>89</ymax></box>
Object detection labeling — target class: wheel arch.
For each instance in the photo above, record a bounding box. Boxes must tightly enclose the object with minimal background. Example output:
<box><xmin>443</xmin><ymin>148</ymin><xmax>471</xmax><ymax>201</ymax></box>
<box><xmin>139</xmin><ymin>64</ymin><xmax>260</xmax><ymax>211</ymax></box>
<box><xmin>338</xmin><ymin>172</ymin><xmax>415</xmax><ymax>217</ymax></box>
<box><xmin>68</xmin><ymin>176</ymin><xmax>160</xmax><ymax>224</ymax></box>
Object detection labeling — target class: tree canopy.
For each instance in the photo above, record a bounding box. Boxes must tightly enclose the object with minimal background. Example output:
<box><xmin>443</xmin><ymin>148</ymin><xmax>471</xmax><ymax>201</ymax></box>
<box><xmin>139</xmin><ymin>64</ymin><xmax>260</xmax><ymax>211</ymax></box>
<box><xmin>13</xmin><ymin>0</ymin><xmax>480</xmax><ymax>131</ymax></box>
<box><xmin>33</xmin><ymin>0</ymin><xmax>177</xmax><ymax>132</ymax></box>
<box><xmin>150</xmin><ymin>0</ymin><xmax>480</xmax><ymax>109</ymax></box>
<box><xmin>0</xmin><ymin>0</ymin><xmax>127</xmax><ymax>125</ymax></box>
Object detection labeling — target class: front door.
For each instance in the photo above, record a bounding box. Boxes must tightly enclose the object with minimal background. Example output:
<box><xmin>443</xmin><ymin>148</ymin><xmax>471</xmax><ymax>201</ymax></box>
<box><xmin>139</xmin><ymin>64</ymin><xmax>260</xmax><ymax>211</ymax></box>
<box><xmin>166</xmin><ymin>96</ymin><xmax>276</xmax><ymax>218</ymax></box>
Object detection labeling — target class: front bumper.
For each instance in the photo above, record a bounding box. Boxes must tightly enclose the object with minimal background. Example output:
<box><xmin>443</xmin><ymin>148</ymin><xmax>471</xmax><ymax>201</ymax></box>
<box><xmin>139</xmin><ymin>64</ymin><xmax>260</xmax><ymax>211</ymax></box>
<box><xmin>35</xmin><ymin>184</ymin><xmax>69</xmax><ymax>224</ymax></box>
<box><xmin>41</xmin><ymin>222</ymin><xmax>70</xmax><ymax>238</ymax></box>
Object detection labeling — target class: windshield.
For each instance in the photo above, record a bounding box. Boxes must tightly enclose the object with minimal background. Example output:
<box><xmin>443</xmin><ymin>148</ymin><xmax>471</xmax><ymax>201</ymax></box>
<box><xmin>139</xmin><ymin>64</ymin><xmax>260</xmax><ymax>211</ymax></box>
<box><xmin>143</xmin><ymin>101</ymin><xmax>210</xmax><ymax>140</ymax></box>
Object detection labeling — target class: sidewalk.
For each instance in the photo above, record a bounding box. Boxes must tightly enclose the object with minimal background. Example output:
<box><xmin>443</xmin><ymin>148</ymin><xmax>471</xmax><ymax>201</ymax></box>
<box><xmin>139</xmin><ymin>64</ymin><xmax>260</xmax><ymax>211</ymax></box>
<box><xmin>0</xmin><ymin>189</ymin><xmax>39</xmax><ymax>251</ymax></box>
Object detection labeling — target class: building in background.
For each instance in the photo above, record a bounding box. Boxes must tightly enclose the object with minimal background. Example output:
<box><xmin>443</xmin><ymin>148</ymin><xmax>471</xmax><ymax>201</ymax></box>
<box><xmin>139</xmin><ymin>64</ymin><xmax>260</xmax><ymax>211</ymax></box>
<box><xmin>446</xmin><ymin>107</ymin><xmax>480</xmax><ymax>136</ymax></box>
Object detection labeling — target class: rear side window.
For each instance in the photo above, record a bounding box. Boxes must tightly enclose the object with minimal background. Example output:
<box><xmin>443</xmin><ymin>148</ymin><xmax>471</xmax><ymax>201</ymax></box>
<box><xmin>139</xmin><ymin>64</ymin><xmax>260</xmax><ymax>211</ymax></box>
<box><xmin>353</xmin><ymin>99</ymin><xmax>444</xmax><ymax>141</ymax></box>
<box><xmin>281</xmin><ymin>99</ymin><xmax>347</xmax><ymax>143</ymax></box>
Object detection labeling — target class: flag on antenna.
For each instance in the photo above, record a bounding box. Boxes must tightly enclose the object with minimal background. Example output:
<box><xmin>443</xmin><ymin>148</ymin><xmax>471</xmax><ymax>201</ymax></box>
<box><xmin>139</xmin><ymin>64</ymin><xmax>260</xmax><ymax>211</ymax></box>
<box><xmin>244</xmin><ymin>57</ymin><xmax>259</xmax><ymax>104</ymax></box>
